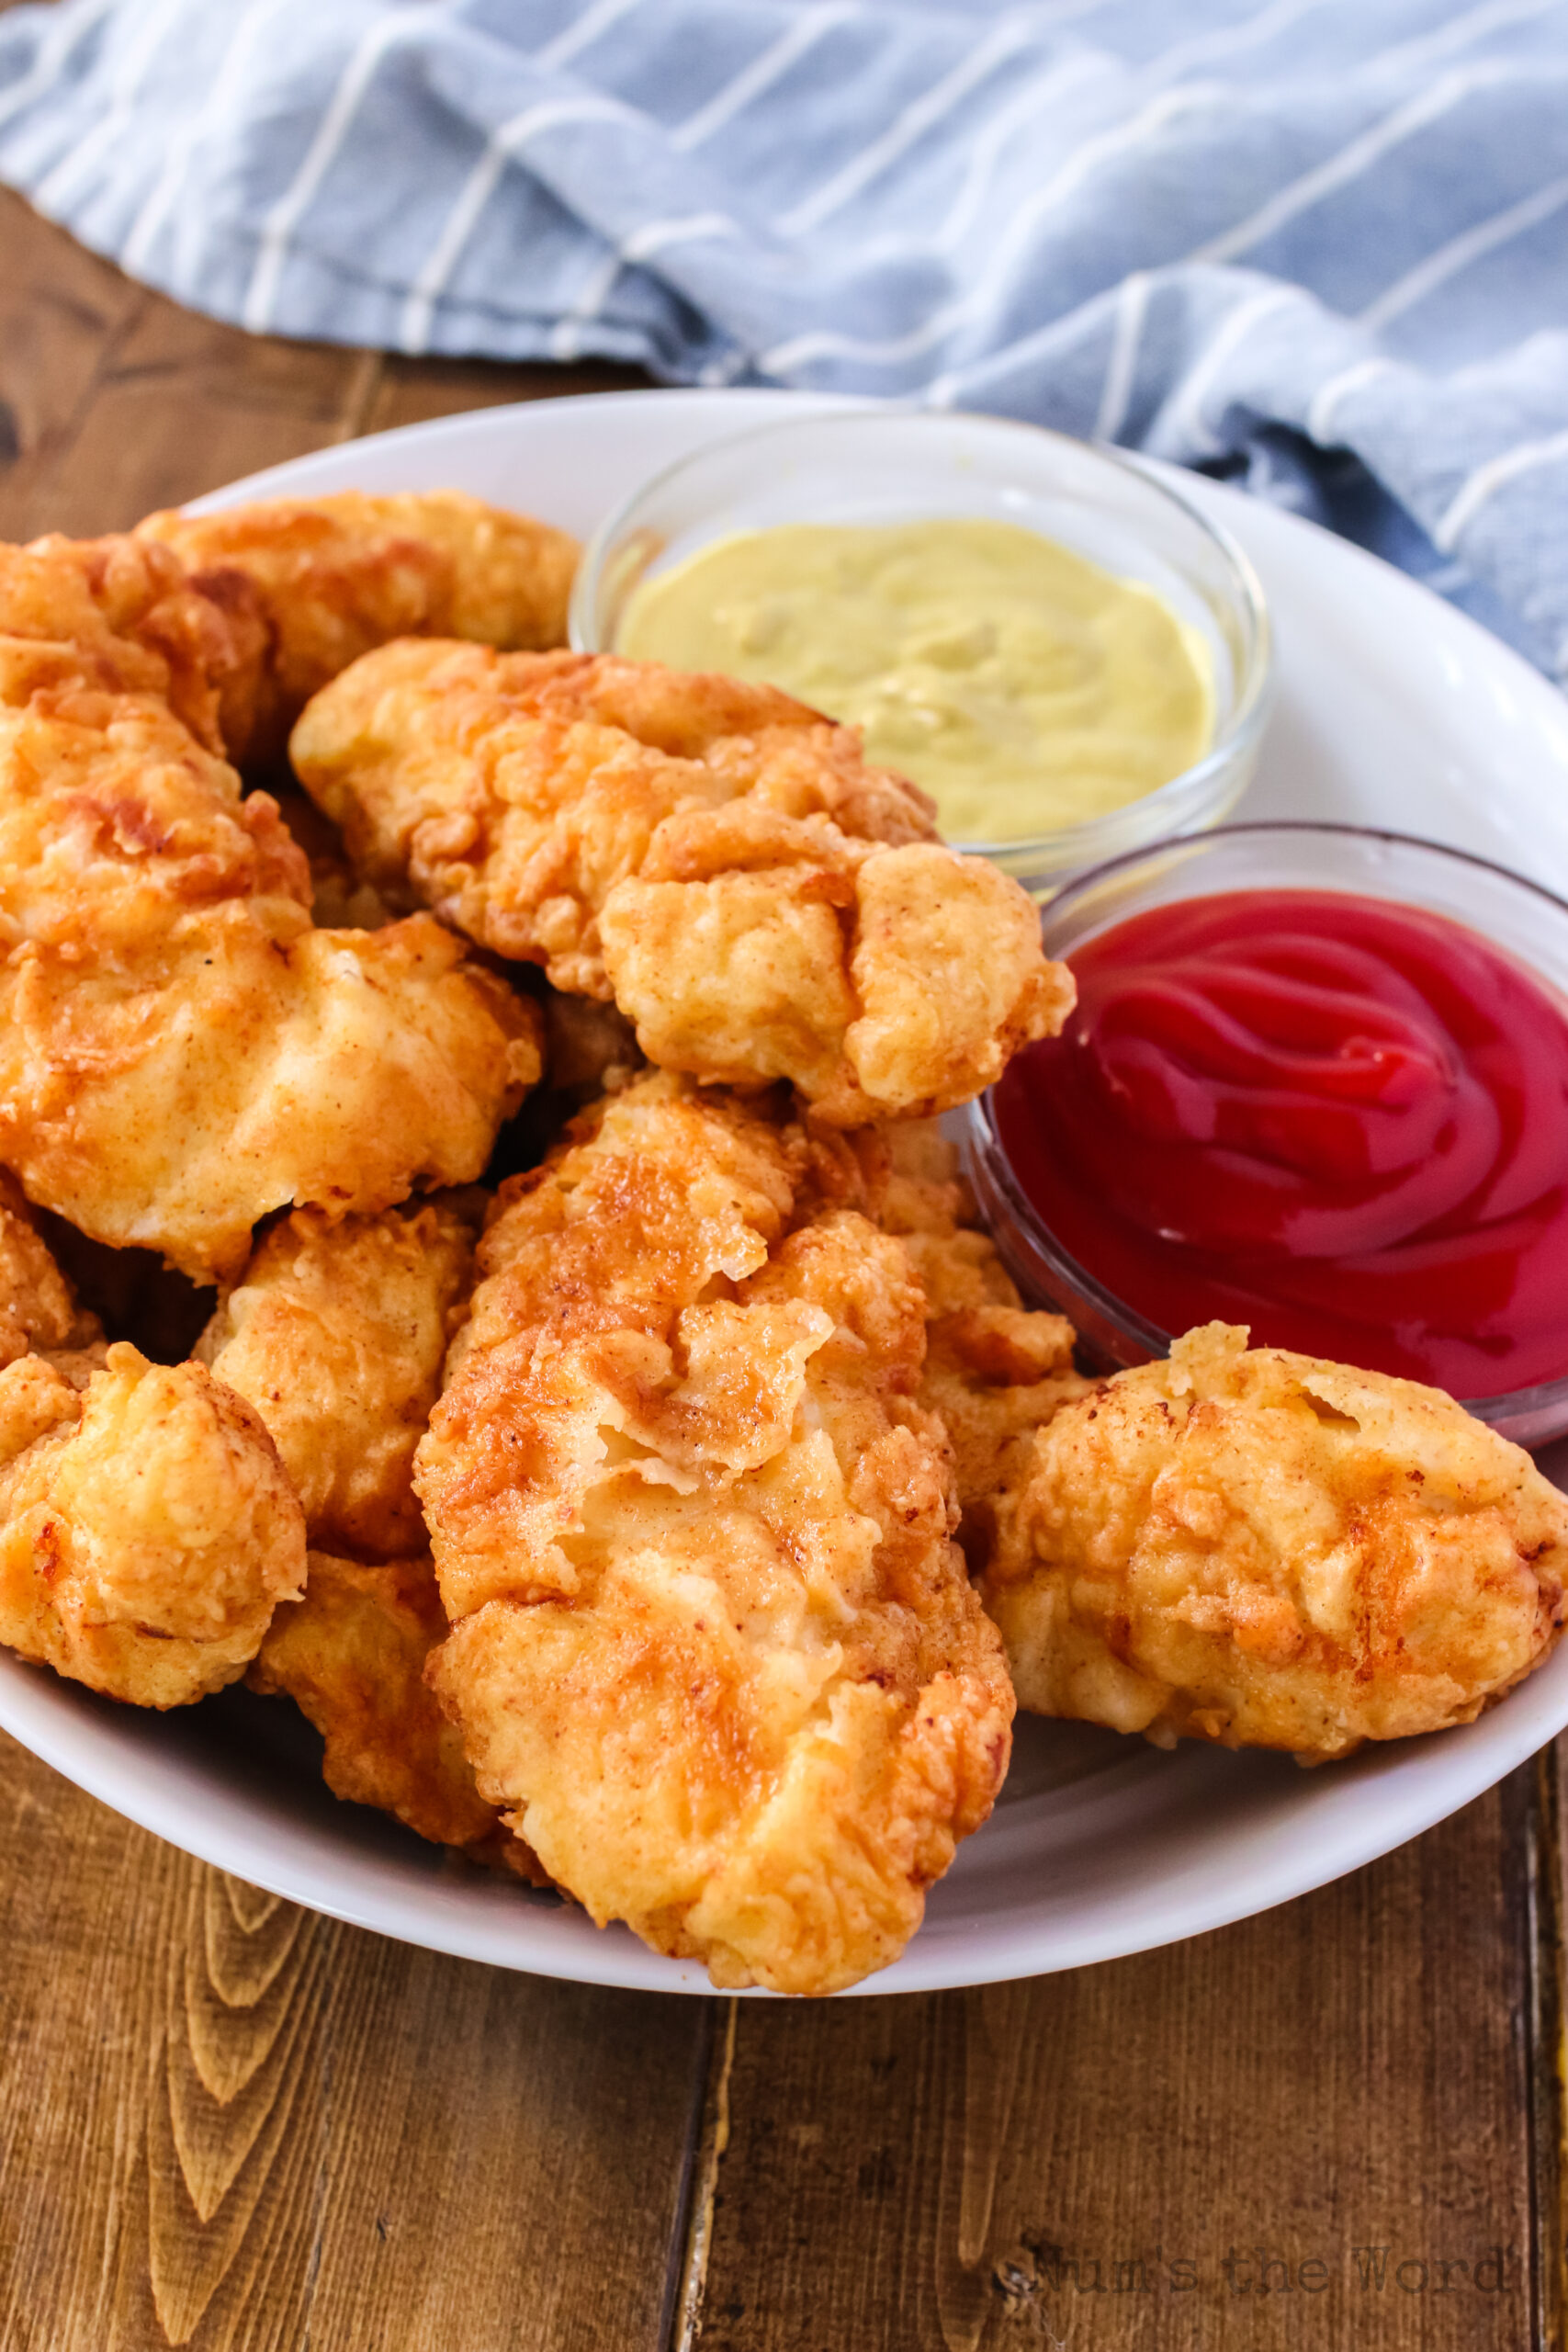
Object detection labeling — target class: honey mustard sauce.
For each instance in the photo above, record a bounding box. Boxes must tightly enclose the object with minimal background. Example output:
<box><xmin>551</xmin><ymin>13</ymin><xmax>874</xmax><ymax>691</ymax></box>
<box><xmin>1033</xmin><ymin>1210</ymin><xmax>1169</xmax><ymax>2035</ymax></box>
<box><xmin>617</xmin><ymin>515</ymin><xmax>1213</xmax><ymax>842</ymax></box>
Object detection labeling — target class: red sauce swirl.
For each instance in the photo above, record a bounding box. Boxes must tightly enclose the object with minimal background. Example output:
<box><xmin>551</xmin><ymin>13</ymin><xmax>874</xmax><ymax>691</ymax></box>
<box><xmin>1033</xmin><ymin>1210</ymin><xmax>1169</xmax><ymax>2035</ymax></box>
<box><xmin>993</xmin><ymin>888</ymin><xmax>1568</xmax><ymax>1396</ymax></box>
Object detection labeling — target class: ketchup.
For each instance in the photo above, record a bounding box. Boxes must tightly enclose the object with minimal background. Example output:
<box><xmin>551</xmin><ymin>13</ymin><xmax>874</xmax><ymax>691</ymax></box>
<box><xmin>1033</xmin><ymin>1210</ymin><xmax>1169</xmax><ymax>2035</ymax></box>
<box><xmin>993</xmin><ymin>888</ymin><xmax>1568</xmax><ymax>1397</ymax></box>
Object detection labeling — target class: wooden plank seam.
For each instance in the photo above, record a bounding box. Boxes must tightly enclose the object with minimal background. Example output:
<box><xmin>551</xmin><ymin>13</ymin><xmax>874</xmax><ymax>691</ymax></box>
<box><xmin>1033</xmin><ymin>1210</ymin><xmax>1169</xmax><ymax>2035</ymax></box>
<box><xmin>671</xmin><ymin>1998</ymin><xmax>738</xmax><ymax>2352</ymax></box>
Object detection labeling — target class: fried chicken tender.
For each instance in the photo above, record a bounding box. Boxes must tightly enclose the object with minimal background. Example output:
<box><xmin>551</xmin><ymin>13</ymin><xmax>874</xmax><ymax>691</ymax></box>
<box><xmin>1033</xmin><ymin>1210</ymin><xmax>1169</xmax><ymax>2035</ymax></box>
<box><xmin>201</xmin><ymin>1201</ymin><xmax>544</xmax><ymax>1869</ymax></box>
<box><xmin>138</xmin><ymin>491</ymin><xmax>579</xmax><ymax>768</ymax></box>
<box><xmin>291</xmin><ymin>646</ymin><xmax>1072</xmax><ymax>1123</ymax></box>
<box><xmin>249</xmin><ymin>1551</ymin><xmax>541</xmax><ymax>1871</ymax></box>
<box><xmin>416</xmin><ymin>1072</ymin><xmax>1012</xmax><ymax>1995</ymax></box>
<box><xmin>0</xmin><ymin>896</ymin><xmax>536</xmax><ymax>1283</ymax></box>
<box><xmin>0</xmin><ymin>681</ymin><xmax>539</xmax><ymax>1280</ymax></box>
<box><xmin>880</xmin><ymin>1125</ymin><xmax>1089</xmax><ymax>1569</ymax></box>
<box><xmin>979</xmin><ymin>1322</ymin><xmax>1568</xmax><ymax>1761</ymax></box>
<box><xmin>0</xmin><ymin>676</ymin><xmax>311</xmax><ymax>948</ymax></box>
<box><xmin>0</xmin><ymin>1340</ymin><xmax>304</xmax><ymax>1707</ymax></box>
<box><xmin>0</xmin><ymin>1133</ymin><xmax>303</xmax><ymax>1705</ymax></box>
<box><xmin>0</xmin><ymin>529</ymin><xmax>266</xmax><ymax>755</ymax></box>
<box><xmin>197</xmin><ymin>1197</ymin><xmax>480</xmax><ymax>1557</ymax></box>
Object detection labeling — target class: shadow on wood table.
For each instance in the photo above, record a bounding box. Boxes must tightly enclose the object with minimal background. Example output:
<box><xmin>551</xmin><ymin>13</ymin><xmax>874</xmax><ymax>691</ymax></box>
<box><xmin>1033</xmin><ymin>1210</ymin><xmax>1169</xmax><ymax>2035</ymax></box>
<box><xmin>0</xmin><ymin>185</ymin><xmax>1562</xmax><ymax>2352</ymax></box>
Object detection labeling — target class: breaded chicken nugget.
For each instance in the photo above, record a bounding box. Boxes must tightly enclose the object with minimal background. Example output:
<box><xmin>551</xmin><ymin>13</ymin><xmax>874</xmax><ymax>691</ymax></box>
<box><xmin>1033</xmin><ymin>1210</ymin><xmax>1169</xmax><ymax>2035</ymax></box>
<box><xmin>979</xmin><ymin>1322</ymin><xmax>1568</xmax><ymax>1760</ymax></box>
<box><xmin>139</xmin><ymin>491</ymin><xmax>579</xmax><ymax>767</ymax></box>
<box><xmin>416</xmin><ymin>1072</ymin><xmax>1012</xmax><ymax>1995</ymax></box>
<box><xmin>0</xmin><ymin>530</ymin><xmax>266</xmax><ymax>755</ymax></box>
<box><xmin>0</xmin><ymin>684</ymin><xmax>539</xmax><ymax>1280</ymax></box>
<box><xmin>292</xmin><ymin>646</ymin><xmax>1071</xmax><ymax>1124</ymax></box>
<box><xmin>0</xmin><ymin>679</ymin><xmax>310</xmax><ymax>950</ymax></box>
<box><xmin>200</xmin><ymin>1202</ymin><xmax>542</xmax><ymax>1867</ymax></box>
<box><xmin>249</xmin><ymin>1550</ymin><xmax>541</xmax><ymax>1872</ymax></box>
<box><xmin>198</xmin><ymin>1197</ymin><xmax>481</xmax><ymax>1557</ymax></box>
<box><xmin>0</xmin><ymin>1342</ymin><xmax>304</xmax><ymax>1707</ymax></box>
<box><xmin>0</xmin><ymin>897</ymin><xmax>535</xmax><ymax>1283</ymax></box>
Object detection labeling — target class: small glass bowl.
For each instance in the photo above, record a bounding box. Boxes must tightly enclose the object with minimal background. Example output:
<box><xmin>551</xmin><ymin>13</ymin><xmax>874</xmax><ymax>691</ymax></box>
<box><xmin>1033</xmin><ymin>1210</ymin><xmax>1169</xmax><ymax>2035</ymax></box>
<box><xmin>570</xmin><ymin>407</ymin><xmax>1273</xmax><ymax>896</ymax></box>
<box><xmin>961</xmin><ymin>821</ymin><xmax>1568</xmax><ymax>1449</ymax></box>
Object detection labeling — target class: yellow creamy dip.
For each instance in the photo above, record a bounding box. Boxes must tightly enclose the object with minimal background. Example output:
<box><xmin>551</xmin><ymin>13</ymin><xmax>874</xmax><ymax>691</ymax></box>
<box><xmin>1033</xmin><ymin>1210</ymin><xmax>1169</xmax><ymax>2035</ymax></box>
<box><xmin>617</xmin><ymin>515</ymin><xmax>1213</xmax><ymax>842</ymax></box>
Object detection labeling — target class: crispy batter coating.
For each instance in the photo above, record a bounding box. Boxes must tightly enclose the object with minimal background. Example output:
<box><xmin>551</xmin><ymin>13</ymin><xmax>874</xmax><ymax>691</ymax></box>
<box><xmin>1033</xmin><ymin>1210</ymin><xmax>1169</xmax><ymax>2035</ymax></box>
<box><xmin>198</xmin><ymin>1197</ymin><xmax>480</xmax><ymax>1557</ymax></box>
<box><xmin>880</xmin><ymin>1125</ymin><xmax>1089</xmax><ymax>1571</ymax></box>
<box><xmin>0</xmin><ymin>1340</ymin><xmax>304</xmax><ymax>1707</ymax></box>
<box><xmin>139</xmin><ymin>492</ymin><xmax>579</xmax><ymax>767</ymax></box>
<box><xmin>0</xmin><ymin>1124</ymin><xmax>302</xmax><ymax>1708</ymax></box>
<box><xmin>249</xmin><ymin>1551</ymin><xmax>541</xmax><ymax>1871</ymax></box>
<box><xmin>979</xmin><ymin>1323</ymin><xmax>1568</xmax><ymax>1760</ymax></box>
<box><xmin>0</xmin><ymin>679</ymin><xmax>311</xmax><ymax>951</ymax></box>
<box><xmin>291</xmin><ymin>645</ymin><xmax>1072</xmax><ymax>1123</ymax></box>
<box><xmin>417</xmin><ymin>1072</ymin><xmax>1012</xmax><ymax>1994</ymax></box>
<box><xmin>0</xmin><ymin>683</ymin><xmax>539</xmax><ymax>1280</ymax></box>
<box><xmin>0</xmin><ymin>530</ymin><xmax>266</xmax><ymax>755</ymax></box>
<box><xmin>200</xmin><ymin>1204</ymin><xmax>546</xmax><ymax>1869</ymax></box>
<box><xmin>0</xmin><ymin>896</ymin><xmax>536</xmax><ymax>1283</ymax></box>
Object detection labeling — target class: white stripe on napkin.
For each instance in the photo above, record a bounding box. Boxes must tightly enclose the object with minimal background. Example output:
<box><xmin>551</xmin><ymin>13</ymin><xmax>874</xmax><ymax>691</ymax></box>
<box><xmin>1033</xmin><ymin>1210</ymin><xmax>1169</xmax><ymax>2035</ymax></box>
<box><xmin>32</xmin><ymin>0</ymin><xmax>185</xmax><ymax>215</ymax></box>
<box><xmin>671</xmin><ymin>5</ymin><xmax>855</xmax><ymax>156</ymax></box>
<box><xmin>244</xmin><ymin>3</ymin><xmax>464</xmax><ymax>336</ymax></box>
<box><xmin>1438</xmin><ymin>424</ymin><xmax>1568</xmax><ymax>549</ymax></box>
<box><xmin>1359</xmin><ymin>171</ymin><xmax>1568</xmax><ymax>332</ymax></box>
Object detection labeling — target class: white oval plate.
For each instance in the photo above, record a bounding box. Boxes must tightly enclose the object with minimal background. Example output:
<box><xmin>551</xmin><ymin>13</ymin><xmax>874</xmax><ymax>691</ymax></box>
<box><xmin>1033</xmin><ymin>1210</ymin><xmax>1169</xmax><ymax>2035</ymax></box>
<box><xmin>6</xmin><ymin>389</ymin><xmax>1568</xmax><ymax>1998</ymax></box>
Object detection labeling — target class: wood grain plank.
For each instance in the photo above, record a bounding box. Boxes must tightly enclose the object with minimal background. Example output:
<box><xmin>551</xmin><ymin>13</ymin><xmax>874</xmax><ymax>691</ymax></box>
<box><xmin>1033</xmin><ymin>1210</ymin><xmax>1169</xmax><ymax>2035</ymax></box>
<box><xmin>0</xmin><ymin>196</ymin><xmax>384</xmax><ymax>538</ymax></box>
<box><xmin>364</xmin><ymin>354</ymin><xmax>650</xmax><ymax>436</ymax></box>
<box><xmin>19</xmin><ymin>297</ymin><xmax>383</xmax><ymax>536</ymax></box>
<box><xmin>1536</xmin><ymin>1741</ymin><xmax>1568</xmax><ymax>2350</ymax></box>
<box><xmin>697</xmin><ymin>1779</ymin><xmax>1538</xmax><ymax>2351</ymax></box>
<box><xmin>0</xmin><ymin>195</ymin><xmax>652</xmax><ymax>536</ymax></box>
<box><xmin>0</xmin><ymin>1730</ymin><xmax>707</xmax><ymax>2351</ymax></box>
<box><xmin>0</xmin><ymin>190</ymin><xmax>148</xmax><ymax>540</ymax></box>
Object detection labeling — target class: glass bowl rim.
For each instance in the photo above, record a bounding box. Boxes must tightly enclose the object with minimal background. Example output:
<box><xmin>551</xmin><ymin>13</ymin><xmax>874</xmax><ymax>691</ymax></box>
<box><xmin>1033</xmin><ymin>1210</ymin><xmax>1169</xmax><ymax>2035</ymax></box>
<box><xmin>967</xmin><ymin>817</ymin><xmax>1568</xmax><ymax>1426</ymax></box>
<box><xmin>568</xmin><ymin>404</ymin><xmax>1275</xmax><ymax>863</ymax></box>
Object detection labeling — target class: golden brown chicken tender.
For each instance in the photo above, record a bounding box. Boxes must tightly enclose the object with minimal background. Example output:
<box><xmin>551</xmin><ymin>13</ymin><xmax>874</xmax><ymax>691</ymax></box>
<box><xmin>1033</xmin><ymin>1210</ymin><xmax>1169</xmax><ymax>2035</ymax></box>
<box><xmin>249</xmin><ymin>1550</ymin><xmax>539</xmax><ymax>1871</ymax></box>
<box><xmin>198</xmin><ymin>1197</ymin><xmax>481</xmax><ymax>1557</ymax></box>
<box><xmin>0</xmin><ymin>678</ymin><xmax>310</xmax><ymax>951</ymax></box>
<box><xmin>0</xmin><ymin>1342</ymin><xmax>304</xmax><ymax>1707</ymax></box>
<box><xmin>0</xmin><ymin>897</ymin><xmax>536</xmax><ymax>1284</ymax></box>
<box><xmin>979</xmin><ymin>1322</ymin><xmax>1568</xmax><ymax>1760</ymax></box>
<box><xmin>291</xmin><ymin>646</ymin><xmax>1071</xmax><ymax>1124</ymax></box>
<box><xmin>0</xmin><ymin>683</ymin><xmax>539</xmax><ymax>1280</ymax></box>
<box><xmin>197</xmin><ymin>1202</ymin><xmax>544</xmax><ymax>1868</ymax></box>
<box><xmin>138</xmin><ymin>491</ymin><xmax>579</xmax><ymax>768</ymax></box>
<box><xmin>416</xmin><ymin>1072</ymin><xmax>1013</xmax><ymax>1996</ymax></box>
<box><xmin>0</xmin><ymin>1126</ymin><xmax>302</xmax><ymax>1707</ymax></box>
<box><xmin>0</xmin><ymin>530</ymin><xmax>266</xmax><ymax>755</ymax></box>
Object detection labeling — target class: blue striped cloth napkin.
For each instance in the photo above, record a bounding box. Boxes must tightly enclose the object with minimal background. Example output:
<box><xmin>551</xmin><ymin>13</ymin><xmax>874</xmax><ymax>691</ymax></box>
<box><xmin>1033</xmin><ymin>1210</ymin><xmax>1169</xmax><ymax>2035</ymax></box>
<box><xmin>1</xmin><ymin>0</ymin><xmax>1566</xmax><ymax>678</ymax></box>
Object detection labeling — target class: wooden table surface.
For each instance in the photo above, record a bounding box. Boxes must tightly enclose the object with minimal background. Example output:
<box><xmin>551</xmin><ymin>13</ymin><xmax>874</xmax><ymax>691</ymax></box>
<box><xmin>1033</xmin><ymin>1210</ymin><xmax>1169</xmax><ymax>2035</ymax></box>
<box><xmin>2</xmin><ymin>185</ymin><xmax>1566</xmax><ymax>2352</ymax></box>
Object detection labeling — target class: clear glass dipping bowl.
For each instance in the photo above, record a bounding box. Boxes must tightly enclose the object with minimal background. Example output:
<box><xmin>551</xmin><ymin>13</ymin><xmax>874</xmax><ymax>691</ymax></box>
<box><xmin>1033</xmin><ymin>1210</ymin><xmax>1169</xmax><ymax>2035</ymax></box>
<box><xmin>569</xmin><ymin>408</ymin><xmax>1273</xmax><ymax>896</ymax></box>
<box><xmin>961</xmin><ymin>821</ymin><xmax>1568</xmax><ymax>1449</ymax></box>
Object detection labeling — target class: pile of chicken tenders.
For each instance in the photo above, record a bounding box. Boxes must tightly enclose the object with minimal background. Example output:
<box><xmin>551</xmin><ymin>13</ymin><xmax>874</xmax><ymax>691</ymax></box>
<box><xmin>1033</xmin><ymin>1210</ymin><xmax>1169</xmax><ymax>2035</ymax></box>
<box><xmin>0</xmin><ymin>487</ymin><xmax>1562</xmax><ymax>1994</ymax></box>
